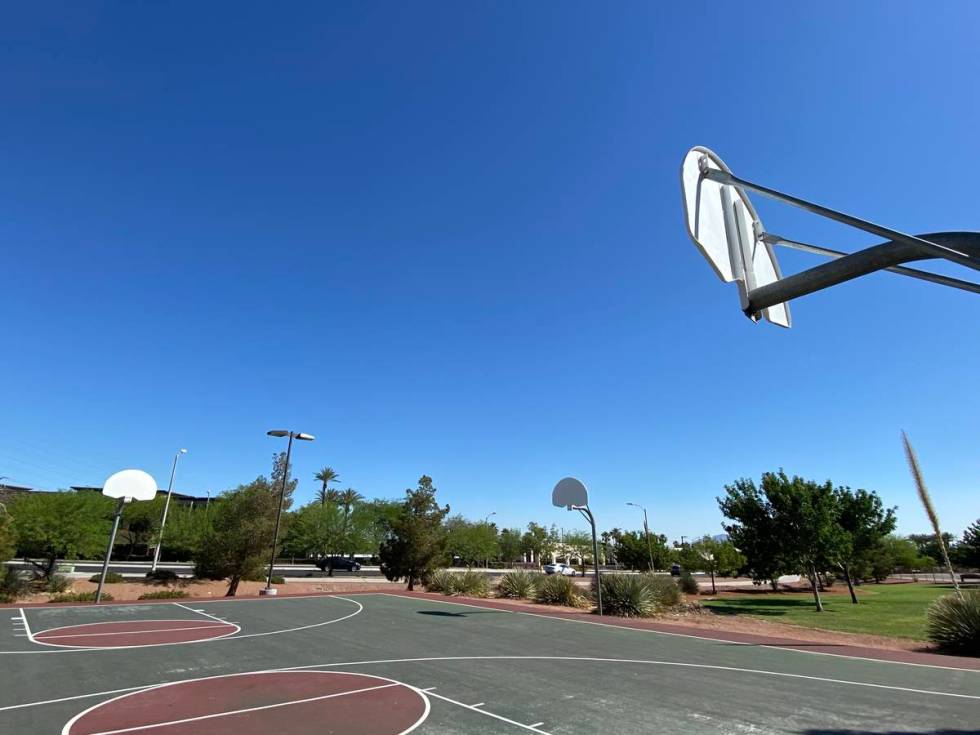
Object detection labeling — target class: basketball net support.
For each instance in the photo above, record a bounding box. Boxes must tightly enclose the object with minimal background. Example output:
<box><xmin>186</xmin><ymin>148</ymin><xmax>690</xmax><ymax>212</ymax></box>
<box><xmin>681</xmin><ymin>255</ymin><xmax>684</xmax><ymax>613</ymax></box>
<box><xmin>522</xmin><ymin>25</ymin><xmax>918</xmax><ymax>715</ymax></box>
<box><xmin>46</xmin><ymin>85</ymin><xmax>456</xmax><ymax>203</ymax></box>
<box><xmin>701</xmin><ymin>166</ymin><xmax>980</xmax><ymax>318</ymax></box>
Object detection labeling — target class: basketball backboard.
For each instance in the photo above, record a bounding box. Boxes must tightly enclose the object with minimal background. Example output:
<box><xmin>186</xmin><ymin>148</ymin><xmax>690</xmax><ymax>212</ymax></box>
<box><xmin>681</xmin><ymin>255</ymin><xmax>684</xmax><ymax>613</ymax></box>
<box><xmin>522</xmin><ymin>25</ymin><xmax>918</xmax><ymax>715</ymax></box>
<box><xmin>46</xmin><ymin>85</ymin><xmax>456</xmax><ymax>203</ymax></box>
<box><xmin>552</xmin><ymin>477</ymin><xmax>588</xmax><ymax>510</ymax></box>
<box><xmin>681</xmin><ymin>146</ymin><xmax>791</xmax><ymax>328</ymax></box>
<box><xmin>103</xmin><ymin>469</ymin><xmax>157</xmax><ymax>502</ymax></box>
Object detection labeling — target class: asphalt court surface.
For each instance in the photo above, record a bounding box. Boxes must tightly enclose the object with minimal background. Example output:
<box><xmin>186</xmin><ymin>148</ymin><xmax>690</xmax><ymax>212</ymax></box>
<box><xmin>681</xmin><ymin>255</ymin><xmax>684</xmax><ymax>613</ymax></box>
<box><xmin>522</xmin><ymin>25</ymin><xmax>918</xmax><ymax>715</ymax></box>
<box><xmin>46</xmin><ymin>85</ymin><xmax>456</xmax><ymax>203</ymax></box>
<box><xmin>1</xmin><ymin>592</ymin><xmax>978</xmax><ymax>734</ymax></box>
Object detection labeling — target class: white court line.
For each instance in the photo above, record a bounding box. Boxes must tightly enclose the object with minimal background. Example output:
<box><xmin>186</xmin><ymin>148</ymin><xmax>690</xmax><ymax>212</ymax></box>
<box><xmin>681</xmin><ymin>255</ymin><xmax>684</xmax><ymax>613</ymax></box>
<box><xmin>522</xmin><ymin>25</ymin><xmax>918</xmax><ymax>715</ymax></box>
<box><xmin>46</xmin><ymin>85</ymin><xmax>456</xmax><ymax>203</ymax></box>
<box><xmin>37</xmin><ymin>624</ymin><xmax>236</xmax><ymax>641</ymax></box>
<box><xmin>172</xmin><ymin>602</ymin><xmax>230</xmax><ymax>624</ymax></box>
<box><xmin>4</xmin><ymin>652</ymin><xmax>978</xmax><ymax>717</ymax></box>
<box><xmin>18</xmin><ymin>609</ymin><xmax>33</xmax><ymax>642</ymax></box>
<box><xmin>81</xmin><ymin>683</ymin><xmax>398</xmax><ymax>735</ymax></box>
<box><xmin>471</xmin><ymin>702</ymin><xmax>484</xmax><ymax>707</ymax></box>
<box><xmin>59</xmin><ymin>670</ymin><xmax>430</xmax><ymax>735</ymax></box>
<box><xmin>0</xmin><ymin>596</ymin><xmax>362</xmax><ymax>654</ymax></box>
<box><xmin>375</xmin><ymin>593</ymin><xmax>978</xmax><ymax>673</ymax></box>
<box><xmin>530</xmin><ymin>723</ymin><xmax>545</xmax><ymax>728</ymax></box>
<box><xmin>423</xmin><ymin>689</ymin><xmax>552</xmax><ymax>734</ymax></box>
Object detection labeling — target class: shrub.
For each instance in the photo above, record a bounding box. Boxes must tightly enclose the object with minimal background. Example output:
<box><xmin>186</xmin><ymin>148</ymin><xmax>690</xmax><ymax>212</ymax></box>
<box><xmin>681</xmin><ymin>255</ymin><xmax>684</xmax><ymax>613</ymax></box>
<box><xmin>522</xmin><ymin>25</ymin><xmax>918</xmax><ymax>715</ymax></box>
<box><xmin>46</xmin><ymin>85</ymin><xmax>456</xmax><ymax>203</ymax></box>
<box><xmin>598</xmin><ymin>574</ymin><xmax>659</xmax><ymax>617</ymax></box>
<box><xmin>241</xmin><ymin>569</ymin><xmax>284</xmax><ymax>584</ymax></box>
<box><xmin>425</xmin><ymin>569</ymin><xmax>454</xmax><ymax>594</ymax></box>
<box><xmin>145</xmin><ymin>569</ymin><xmax>180</xmax><ymax>583</ymax></box>
<box><xmin>926</xmin><ymin>590</ymin><xmax>980</xmax><ymax>654</ymax></box>
<box><xmin>535</xmin><ymin>574</ymin><xmax>584</xmax><ymax>607</ymax></box>
<box><xmin>497</xmin><ymin>570</ymin><xmax>536</xmax><ymax>599</ymax></box>
<box><xmin>452</xmin><ymin>570</ymin><xmax>490</xmax><ymax>597</ymax></box>
<box><xmin>677</xmin><ymin>572</ymin><xmax>699</xmax><ymax>595</ymax></box>
<box><xmin>89</xmin><ymin>572</ymin><xmax>125</xmax><ymax>584</ymax></box>
<box><xmin>49</xmin><ymin>591</ymin><xmax>113</xmax><ymax>603</ymax></box>
<box><xmin>45</xmin><ymin>574</ymin><xmax>70</xmax><ymax>593</ymax></box>
<box><xmin>425</xmin><ymin>570</ymin><xmax>490</xmax><ymax>597</ymax></box>
<box><xmin>0</xmin><ymin>567</ymin><xmax>31</xmax><ymax>601</ymax></box>
<box><xmin>645</xmin><ymin>574</ymin><xmax>682</xmax><ymax>607</ymax></box>
<box><xmin>138</xmin><ymin>590</ymin><xmax>190</xmax><ymax>600</ymax></box>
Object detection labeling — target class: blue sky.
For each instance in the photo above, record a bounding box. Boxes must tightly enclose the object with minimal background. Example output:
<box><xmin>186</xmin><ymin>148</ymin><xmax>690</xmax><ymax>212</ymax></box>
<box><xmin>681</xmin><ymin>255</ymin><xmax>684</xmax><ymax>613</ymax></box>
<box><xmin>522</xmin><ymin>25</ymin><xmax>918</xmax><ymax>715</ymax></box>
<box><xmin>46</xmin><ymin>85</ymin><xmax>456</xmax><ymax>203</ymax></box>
<box><xmin>2</xmin><ymin>2</ymin><xmax>978</xmax><ymax>541</ymax></box>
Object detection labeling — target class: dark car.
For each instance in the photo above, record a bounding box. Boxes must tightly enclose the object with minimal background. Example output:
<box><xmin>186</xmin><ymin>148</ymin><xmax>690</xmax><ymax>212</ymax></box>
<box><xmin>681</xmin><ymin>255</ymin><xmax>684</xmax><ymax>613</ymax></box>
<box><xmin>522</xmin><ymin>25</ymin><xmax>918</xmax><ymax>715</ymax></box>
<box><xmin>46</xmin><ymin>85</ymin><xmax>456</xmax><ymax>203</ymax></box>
<box><xmin>670</xmin><ymin>563</ymin><xmax>682</xmax><ymax>577</ymax></box>
<box><xmin>316</xmin><ymin>556</ymin><xmax>361</xmax><ymax>573</ymax></box>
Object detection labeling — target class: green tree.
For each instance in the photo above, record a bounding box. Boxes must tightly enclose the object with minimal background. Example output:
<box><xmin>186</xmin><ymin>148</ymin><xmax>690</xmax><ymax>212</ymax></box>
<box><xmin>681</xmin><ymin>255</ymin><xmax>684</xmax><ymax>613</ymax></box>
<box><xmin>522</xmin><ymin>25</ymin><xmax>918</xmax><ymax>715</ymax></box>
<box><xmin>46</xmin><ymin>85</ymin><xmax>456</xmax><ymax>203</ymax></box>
<box><xmin>0</xmin><ymin>502</ymin><xmax>15</xmax><ymax>564</ymax></box>
<box><xmin>355</xmin><ymin>499</ymin><xmax>402</xmax><ymax>556</ymax></box>
<box><xmin>521</xmin><ymin>522</ymin><xmax>555</xmax><ymax>567</ymax></box>
<box><xmin>908</xmin><ymin>533</ymin><xmax>957</xmax><ymax>564</ymax></box>
<box><xmin>561</xmin><ymin>530</ymin><xmax>594</xmax><ymax>574</ymax></box>
<box><xmin>284</xmin><ymin>501</ymin><xmax>346</xmax><ymax>571</ymax></box>
<box><xmin>607</xmin><ymin>528</ymin><xmax>671</xmax><ymax>571</ymax></box>
<box><xmin>718</xmin><ymin>478</ymin><xmax>788</xmax><ymax>589</ymax></box>
<box><xmin>337</xmin><ymin>488</ymin><xmax>365</xmax><ymax>555</ymax></box>
<box><xmin>194</xmin><ymin>480</ymin><xmax>278</xmax><ymax>596</ymax></box>
<box><xmin>9</xmin><ymin>491</ymin><xmax>112</xmax><ymax>580</ymax></box>
<box><xmin>116</xmin><ymin>495</ymin><xmax>166</xmax><ymax>559</ymax></box>
<box><xmin>445</xmin><ymin>515</ymin><xmax>499</xmax><ymax>567</ymax></box>
<box><xmin>956</xmin><ymin>519</ymin><xmax>980</xmax><ymax>568</ymax></box>
<box><xmin>379</xmin><ymin>476</ymin><xmax>450</xmax><ymax>590</ymax></box>
<box><xmin>314</xmin><ymin>467</ymin><xmax>340</xmax><ymax>505</ymax></box>
<box><xmin>158</xmin><ymin>504</ymin><xmax>210</xmax><ymax>561</ymax></box>
<box><xmin>271</xmin><ymin>452</ymin><xmax>299</xmax><ymax>510</ymax></box>
<box><xmin>834</xmin><ymin>487</ymin><xmax>897</xmax><ymax>603</ymax></box>
<box><xmin>498</xmin><ymin>528</ymin><xmax>524</xmax><ymax>564</ymax></box>
<box><xmin>686</xmin><ymin>536</ymin><xmax>745</xmax><ymax>594</ymax></box>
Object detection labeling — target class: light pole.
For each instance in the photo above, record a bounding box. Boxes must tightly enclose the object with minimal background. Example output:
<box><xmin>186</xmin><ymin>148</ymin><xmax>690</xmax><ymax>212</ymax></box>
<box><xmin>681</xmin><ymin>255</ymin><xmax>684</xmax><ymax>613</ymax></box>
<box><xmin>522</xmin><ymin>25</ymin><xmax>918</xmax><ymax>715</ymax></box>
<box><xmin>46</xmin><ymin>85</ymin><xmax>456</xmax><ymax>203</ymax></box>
<box><xmin>263</xmin><ymin>430</ymin><xmax>315</xmax><ymax>595</ymax></box>
<box><xmin>151</xmin><ymin>449</ymin><xmax>187</xmax><ymax>572</ymax></box>
<box><xmin>627</xmin><ymin>502</ymin><xmax>655</xmax><ymax>571</ymax></box>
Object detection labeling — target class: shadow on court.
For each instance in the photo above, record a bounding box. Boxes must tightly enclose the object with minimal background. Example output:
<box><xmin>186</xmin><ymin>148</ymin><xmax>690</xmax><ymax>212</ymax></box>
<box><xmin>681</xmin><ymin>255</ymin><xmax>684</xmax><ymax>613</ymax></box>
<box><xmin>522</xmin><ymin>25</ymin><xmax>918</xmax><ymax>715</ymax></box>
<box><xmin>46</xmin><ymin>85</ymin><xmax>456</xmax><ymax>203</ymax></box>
<box><xmin>417</xmin><ymin>610</ymin><xmax>506</xmax><ymax>618</ymax></box>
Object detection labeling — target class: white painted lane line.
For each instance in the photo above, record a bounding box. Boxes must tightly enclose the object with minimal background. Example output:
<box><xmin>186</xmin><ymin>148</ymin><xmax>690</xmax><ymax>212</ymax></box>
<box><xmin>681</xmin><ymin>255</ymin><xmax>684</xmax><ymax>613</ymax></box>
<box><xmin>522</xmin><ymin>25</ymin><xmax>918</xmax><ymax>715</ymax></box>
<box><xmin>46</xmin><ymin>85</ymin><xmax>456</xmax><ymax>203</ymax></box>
<box><xmin>424</xmin><ymin>690</ymin><xmax>552</xmax><ymax>734</ymax></box>
<box><xmin>17</xmin><ymin>609</ymin><xmax>33</xmax><ymax>642</ymax></box>
<box><xmin>172</xmin><ymin>602</ymin><xmax>229</xmax><ymax>625</ymax></box>
<box><xmin>471</xmin><ymin>702</ymin><xmax>485</xmax><ymax>707</ymax></box>
<box><xmin>422</xmin><ymin>687</ymin><xmax>437</xmax><ymax>692</ymax></box>
<box><xmin>529</xmin><ymin>723</ymin><xmax>545</xmax><ymax>728</ymax></box>
<box><xmin>82</xmin><ymin>683</ymin><xmax>399</xmax><ymax>735</ymax></box>
<box><xmin>37</xmin><ymin>624</ymin><xmax>234</xmax><ymax>641</ymax></box>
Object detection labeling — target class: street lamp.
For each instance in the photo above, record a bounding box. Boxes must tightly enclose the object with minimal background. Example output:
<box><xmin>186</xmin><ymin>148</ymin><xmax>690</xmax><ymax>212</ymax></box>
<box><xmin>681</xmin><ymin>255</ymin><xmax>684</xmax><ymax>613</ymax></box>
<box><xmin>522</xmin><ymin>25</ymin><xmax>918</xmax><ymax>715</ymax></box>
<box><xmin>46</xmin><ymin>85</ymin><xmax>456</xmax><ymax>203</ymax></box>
<box><xmin>262</xmin><ymin>430</ymin><xmax>315</xmax><ymax>595</ymax></box>
<box><xmin>626</xmin><ymin>502</ymin><xmax>655</xmax><ymax>571</ymax></box>
<box><xmin>151</xmin><ymin>449</ymin><xmax>187</xmax><ymax>572</ymax></box>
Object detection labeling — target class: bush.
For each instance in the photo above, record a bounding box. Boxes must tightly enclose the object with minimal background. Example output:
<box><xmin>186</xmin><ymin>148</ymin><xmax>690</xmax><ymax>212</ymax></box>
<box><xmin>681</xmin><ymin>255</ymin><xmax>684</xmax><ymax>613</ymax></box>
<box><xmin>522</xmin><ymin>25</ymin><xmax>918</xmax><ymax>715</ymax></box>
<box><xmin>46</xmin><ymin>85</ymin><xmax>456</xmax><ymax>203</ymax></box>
<box><xmin>49</xmin><ymin>591</ymin><xmax>113</xmax><ymax>603</ymax></box>
<box><xmin>645</xmin><ymin>574</ymin><xmax>682</xmax><ymax>607</ymax></box>
<box><xmin>138</xmin><ymin>590</ymin><xmax>190</xmax><ymax>600</ymax></box>
<box><xmin>45</xmin><ymin>574</ymin><xmax>70</xmax><ymax>593</ymax></box>
<box><xmin>425</xmin><ymin>569</ymin><xmax>490</xmax><ymax>597</ymax></box>
<box><xmin>535</xmin><ymin>573</ymin><xmax>584</xmax><ymax>607</ymax></box>
<box><xmin>425</xmin><ymin>569</ymin><xmax>454</xmax><ymax>594</ymax></box>
<box><xmin>497</xmin><ymin>570</ymin><xmax>536</xmax><ymax>599</ymax></box>
<box><xmin>145</xmin><ymin>569</ymin><xmax>180</xmax><ymax>583</ymax></box>
<box><xmin>242</xmin><ymin>570</ymin><xmax>284</xmax><ymax>584</ymax></box>
<box><xmin>677</xmin><ymin>572</ymin><xmax>699</xmax><ymax>595</ymax></box>
<box><xmin>926</xmin><ymin>590</ymin><xmax>980</xmax><ymax>654</ymax></box>
<box><xmin>89</xmin><ymin>572</ymin><xmax>125</xmax><ymax>584</ymax></box>
<box><xmin>597</xmin><ymin>574</ymin><xmax>659</xmax><ymax>617</ymax></box>
<box><xmin>0</xmin><ymin>567</ymin><xmax>31</xmax><ymax>601</ymax></box>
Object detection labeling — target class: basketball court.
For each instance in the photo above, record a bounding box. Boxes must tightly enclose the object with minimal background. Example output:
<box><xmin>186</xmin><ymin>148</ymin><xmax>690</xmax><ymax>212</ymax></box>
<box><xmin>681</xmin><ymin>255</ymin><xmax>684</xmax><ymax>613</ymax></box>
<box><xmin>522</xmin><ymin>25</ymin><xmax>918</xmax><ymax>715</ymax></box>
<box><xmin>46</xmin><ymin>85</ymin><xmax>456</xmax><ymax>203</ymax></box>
<box><xmin>1</xmin><ymin>592</ymin><xmax>977</xmax><ymax>734</ymax></box>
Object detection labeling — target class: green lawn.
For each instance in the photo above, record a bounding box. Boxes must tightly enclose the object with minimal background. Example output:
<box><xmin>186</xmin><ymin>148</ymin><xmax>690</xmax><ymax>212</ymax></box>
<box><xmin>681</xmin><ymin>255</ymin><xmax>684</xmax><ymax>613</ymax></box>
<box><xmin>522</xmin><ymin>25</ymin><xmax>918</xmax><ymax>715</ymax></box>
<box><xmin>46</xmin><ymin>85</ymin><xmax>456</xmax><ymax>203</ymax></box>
<box><xmin>701</xmin><ymin>583</ymin><xmax>958</xmax><ymax>640</ymax></box>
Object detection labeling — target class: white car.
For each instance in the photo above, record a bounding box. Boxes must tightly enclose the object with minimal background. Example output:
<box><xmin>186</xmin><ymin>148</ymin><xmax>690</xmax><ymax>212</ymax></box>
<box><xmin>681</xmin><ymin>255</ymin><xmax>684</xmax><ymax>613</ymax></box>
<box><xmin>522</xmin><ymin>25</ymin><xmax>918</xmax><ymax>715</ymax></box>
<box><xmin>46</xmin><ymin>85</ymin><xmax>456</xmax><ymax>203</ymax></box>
<box><xmin>543</xmin><ymin>562</ymin><xmax>578</xmax><ymax>576</ymax></box>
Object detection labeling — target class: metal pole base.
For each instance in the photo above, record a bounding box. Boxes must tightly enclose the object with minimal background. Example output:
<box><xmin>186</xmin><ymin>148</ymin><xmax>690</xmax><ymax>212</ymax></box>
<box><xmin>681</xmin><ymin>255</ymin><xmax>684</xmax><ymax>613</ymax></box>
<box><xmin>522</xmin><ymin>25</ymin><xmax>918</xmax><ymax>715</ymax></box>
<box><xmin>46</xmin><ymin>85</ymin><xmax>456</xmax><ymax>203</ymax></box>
<box><xmin>259</xmin><ymin>587</ymin><xmax>278</xmax><ymax>596</ymax></box>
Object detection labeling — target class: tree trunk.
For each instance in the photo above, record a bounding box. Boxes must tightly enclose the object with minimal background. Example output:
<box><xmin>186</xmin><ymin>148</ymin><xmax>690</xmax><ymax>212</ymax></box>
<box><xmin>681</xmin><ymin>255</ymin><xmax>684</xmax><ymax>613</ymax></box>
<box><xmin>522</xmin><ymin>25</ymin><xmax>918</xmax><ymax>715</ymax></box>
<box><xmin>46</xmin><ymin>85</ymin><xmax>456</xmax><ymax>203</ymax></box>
<box><xmin>407</xmin><ymin>577</ymin><xmax>414</xmax><ymax>591</ymax></box>
<box><xmin>226</xmin><ymin>575</ymin><xmax>240</xmax><ymax>596</ymax></box>
<box><xmin>770</xmin><ymin>578</ymin><xmax>778</xmax><ymax>591</ymax></box>
<box><xmin>327</xmin><ymin>559</ymin><xmax>334</xmax><ymax>578</ymax></box>
<box><xmin>842</xmin><ymin>563</ymin><xmax>858</xmax><ymax>604</ymax></box>
<box><xmin>809</xmin><ymin>564</ymin><xmax>823</xmax><ymax>612</ymax></box>
<box><xmin>710</xmin><ymin>569</ymin><xmax>716</xmax><ymax>595</ymax></box>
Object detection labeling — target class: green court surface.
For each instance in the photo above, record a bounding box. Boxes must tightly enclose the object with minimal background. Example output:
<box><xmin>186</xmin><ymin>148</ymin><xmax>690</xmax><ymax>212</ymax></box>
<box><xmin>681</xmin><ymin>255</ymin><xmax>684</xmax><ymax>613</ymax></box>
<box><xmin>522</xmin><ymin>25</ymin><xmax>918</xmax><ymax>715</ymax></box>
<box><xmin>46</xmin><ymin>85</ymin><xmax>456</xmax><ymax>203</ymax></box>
<box><xmin>1</xmin><ymin>592</ymin><xmax>977</xmax><ymax>734</ymax></box>
<box><xmin>702</xmin><ymin>584</ymin><xmax>954</xmax><ymax>640</ymax></box>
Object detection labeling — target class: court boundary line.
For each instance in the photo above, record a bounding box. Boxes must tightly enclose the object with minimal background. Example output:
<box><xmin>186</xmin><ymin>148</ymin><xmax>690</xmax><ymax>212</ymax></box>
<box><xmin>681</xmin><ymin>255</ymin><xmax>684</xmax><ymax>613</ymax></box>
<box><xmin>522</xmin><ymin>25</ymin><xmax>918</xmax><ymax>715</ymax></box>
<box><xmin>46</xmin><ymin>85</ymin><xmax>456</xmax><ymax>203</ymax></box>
<box><xmin>60</xmin><ymin>670</ymin><xmax>430</xmax><ymax>735</ymax></box>
<box><xmin>172</xmin><ymin>601</ymin><xmax>232</xmax><ymax>624</ymax></box>
<box><xmin>423</xmin><ymin>689</ymin><xmax>552</xmax><ymax>734</ymax></box>
<box><xmin>37</xmin><ymin>623</ymin><xmax>237</xmax><ymax>641</ymax></box>
<box><xmin>374</xmin><ymin>592</ymin><xmax>978</xmax><ymax>673</ymax></box>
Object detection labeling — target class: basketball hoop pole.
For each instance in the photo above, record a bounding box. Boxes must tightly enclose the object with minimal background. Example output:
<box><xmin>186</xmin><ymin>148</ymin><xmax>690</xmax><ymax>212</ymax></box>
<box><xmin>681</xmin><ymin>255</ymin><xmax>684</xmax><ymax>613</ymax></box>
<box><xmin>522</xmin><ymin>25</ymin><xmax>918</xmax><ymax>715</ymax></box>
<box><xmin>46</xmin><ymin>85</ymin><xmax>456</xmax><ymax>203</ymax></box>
<box><xmin>95</xmin><ymin>497</ymin><xmax>127</xmax><ymax>604</ymax></box>
<box><xmin>572</xmin><ymin>505</ymin><xmax>603</xmax><ymax>616</ymax></box>
<box><xmin>701</xmin><ymin>167</ymin><xmax>980</xmax><ymax>315</ymax></box>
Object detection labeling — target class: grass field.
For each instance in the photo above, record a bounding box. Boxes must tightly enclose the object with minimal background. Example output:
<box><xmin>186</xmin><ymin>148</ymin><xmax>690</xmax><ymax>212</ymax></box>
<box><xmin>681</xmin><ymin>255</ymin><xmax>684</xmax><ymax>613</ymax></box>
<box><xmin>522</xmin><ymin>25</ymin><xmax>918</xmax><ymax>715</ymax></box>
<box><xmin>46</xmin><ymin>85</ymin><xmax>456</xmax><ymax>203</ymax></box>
<box><xmin>702</xmin><ymin>583</ymin><xmax>957</xmax><ymax>640</ymax></box>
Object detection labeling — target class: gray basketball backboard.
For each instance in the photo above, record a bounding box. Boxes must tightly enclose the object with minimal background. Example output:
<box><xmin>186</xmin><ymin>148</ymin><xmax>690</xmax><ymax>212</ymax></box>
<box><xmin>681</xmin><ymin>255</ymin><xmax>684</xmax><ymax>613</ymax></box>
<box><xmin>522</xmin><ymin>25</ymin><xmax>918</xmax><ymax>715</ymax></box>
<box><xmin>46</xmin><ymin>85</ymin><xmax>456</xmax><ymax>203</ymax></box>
<box><xmin>103</xmin><ymin>469</ymin><xmax>157</xmax><ymax>502</ymax></box>
<box><xmin>552</xmin><ymin>477</ymin><xmax>588</xmax><ymax>509</ymax></box>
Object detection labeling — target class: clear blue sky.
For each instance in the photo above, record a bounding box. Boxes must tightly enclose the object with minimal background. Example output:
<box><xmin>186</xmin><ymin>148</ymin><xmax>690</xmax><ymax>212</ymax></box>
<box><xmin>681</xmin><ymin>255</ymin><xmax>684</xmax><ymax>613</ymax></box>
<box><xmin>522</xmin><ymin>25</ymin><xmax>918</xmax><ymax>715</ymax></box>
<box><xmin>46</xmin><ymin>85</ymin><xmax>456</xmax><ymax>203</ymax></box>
<box><xmin>3</xmin><ymin>2</ymin><xmax>978</xmax><ymax>541</ymax></box>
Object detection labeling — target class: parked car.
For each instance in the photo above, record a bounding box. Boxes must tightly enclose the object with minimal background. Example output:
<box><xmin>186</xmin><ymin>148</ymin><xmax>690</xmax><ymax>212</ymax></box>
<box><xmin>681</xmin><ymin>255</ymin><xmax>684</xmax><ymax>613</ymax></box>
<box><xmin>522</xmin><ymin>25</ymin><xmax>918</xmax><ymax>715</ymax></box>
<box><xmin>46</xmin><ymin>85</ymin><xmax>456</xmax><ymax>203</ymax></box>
<box><xmin>315</xmin><ymin>556</ymin><xmax>361</xmax><ymax>572</ymax></box>
<box><xmin>670</xmin><ymin>563</ymin><xmax>682</xmax><ymax>577</ymax></box>
<box><xmin>543</xmin><ymin>562</ymin><xmax>578</xmax><ymax>576</ymax></box>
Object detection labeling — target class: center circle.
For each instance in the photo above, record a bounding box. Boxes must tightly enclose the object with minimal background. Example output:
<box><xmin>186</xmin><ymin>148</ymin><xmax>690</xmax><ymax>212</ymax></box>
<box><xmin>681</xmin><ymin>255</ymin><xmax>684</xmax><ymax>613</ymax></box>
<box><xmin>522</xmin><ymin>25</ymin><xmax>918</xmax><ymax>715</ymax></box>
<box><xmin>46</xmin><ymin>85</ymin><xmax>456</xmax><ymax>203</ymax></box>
<box><xmin>63</xmin><ymin>671</ymin><xmax>429</xmax><ymax>735</ymax></box>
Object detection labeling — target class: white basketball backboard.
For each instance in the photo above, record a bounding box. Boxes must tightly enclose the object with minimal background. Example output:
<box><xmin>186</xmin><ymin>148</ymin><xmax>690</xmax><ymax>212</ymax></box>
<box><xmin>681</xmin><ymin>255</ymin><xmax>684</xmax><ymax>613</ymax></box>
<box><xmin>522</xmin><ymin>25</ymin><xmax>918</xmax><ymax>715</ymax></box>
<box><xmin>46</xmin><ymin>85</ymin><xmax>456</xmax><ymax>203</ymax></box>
<box><xmin>103</xmin><ymin>469</ymin><xmax>157</xmax><ymax>502</ymax></box>
<box><xmin>552</xmin><ymin>477</ymin><xmax>588</xmax><ymax>509</ymax></box>
<box><xmin>680</xmin><ymin>146</ymin><xmax>791</xmax><ymax>328</ymax></box>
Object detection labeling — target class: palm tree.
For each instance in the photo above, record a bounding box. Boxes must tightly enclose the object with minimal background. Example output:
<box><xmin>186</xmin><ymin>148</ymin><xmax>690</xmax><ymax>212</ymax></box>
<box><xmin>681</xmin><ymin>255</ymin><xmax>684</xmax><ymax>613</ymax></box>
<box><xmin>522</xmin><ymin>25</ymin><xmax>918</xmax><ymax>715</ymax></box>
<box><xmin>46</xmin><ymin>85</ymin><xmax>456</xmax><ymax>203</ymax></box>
<box><xmin>338</xmin><ymin>488</ymin><xmax>363</xmax><ymax>519</ymax></box>
<box><xmin>314</xmin><ymin>467</ymin><xmax>339</xmax><ymax>505</ymax></box>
